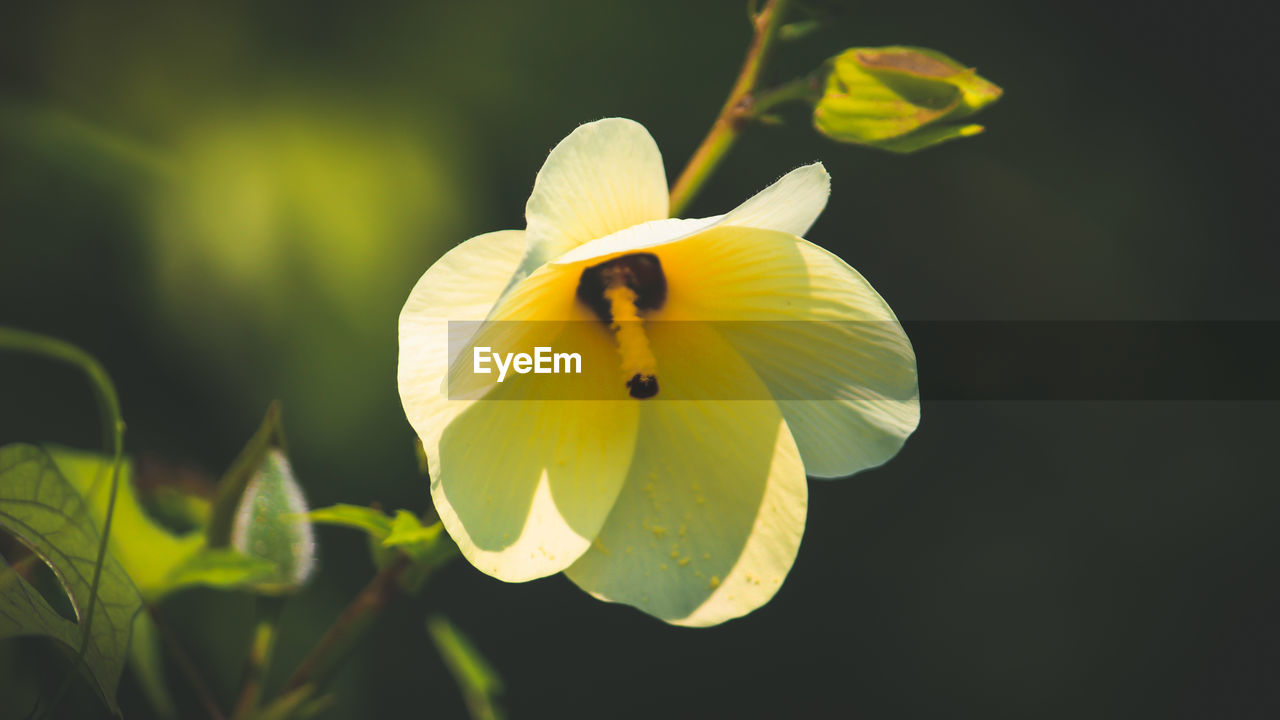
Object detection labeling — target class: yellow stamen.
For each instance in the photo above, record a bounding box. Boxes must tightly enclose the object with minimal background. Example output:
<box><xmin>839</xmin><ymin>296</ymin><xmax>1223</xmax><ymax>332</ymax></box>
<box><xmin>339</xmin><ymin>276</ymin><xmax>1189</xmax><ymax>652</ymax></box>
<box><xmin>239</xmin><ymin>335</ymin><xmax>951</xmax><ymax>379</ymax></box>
<box><xmin>603</xmin><ymin>276</ymin><xmax>658</xmax><ymax>398</ymax></box>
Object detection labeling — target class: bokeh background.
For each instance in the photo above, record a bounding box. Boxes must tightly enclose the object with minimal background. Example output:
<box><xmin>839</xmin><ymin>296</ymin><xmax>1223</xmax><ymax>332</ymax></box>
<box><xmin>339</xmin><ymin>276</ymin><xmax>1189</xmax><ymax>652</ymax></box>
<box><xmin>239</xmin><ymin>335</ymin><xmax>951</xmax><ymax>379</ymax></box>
<box><xmin>2</xmin><ymin>1</ymin><xmax>1277</xmax><ymax>717</ymax></box>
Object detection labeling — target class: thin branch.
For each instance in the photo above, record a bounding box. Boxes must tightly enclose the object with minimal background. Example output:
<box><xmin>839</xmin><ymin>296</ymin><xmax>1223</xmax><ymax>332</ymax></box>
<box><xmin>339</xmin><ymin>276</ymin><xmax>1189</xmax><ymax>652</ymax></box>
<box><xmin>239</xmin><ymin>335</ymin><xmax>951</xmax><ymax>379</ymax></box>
<box><xmin>279</xmin><ymin>556</ymin><xmax>410</xmax><ymax>696</ymax></box>
<box><xmin>230</xmin><ymin>597</ymin><xmax>284</xmax><ymax>720</ymax></box>
<box><xmin>0</xmin><ymin>328</ymin><xmax>126</xmax><ymax>712</ymax></box>
<box><xmin>751</xmin><ymin>73</ymin><xmax>823</xmax><ymax>117</ymax></box>
<box><xmin>668</xmin><ymin>0</ymin><xmax>792</xmax><ymax>216</ymax></box>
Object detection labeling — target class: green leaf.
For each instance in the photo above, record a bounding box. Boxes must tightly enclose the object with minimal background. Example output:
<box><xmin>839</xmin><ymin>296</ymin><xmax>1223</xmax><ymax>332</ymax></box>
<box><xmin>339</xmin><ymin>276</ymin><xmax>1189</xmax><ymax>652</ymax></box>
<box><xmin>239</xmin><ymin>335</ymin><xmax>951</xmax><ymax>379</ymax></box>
<box><xmin>308</xmin><ymin>504</ymin><xmax>454</xmax><ymax>578</ymax></box>
<box><xmin>871</xmin><ymin>122</ymin><xmax>986</xmax><ymax>153</ymax></box>
<box><xmin>0</xmin><ymin>444</ymin><xmax>142</xmax><ymax>716</ymax></box>
<box><xmin>231</xmin><ymin>448</ymin><xmax>316</xmax><ymax>594</ymax></box>
<box><xmin>128</xmin><ymin>613</ymin><xmax>176</xmax><ymax>719</ymax></box>
<box><xmin>255</xmin><ymin>684</ymin><xmax>316</xmax><ymax>720</ymax></box>
<box><xmin>382</xmin><ymin>511</ymin><xmax>457</xmax><ymax>586</ymax></box>
<box><xmin>46</xmin><ymin>446</ymin><xmax>204</xmax><ymax>602</ymax></box>
<box><xmin>382</xmin><ymin>511</ymin><xmax>442</xmax><ymax>557</ymax></box>
<box><xmin>145</xmin><ymin>481</ymin><xmax>213</xmax><ymax>533</ymax></box>
<box><xmin>46</xmin><ymin>446</ymin><xmax>299</xmax><ymax>600</ymax></box>
<box><xmin>813</xmin><ymin>46</ymin><xmax>1002</xmax><ymax>153</ymax></box>
<box><xmin>163</xmin><ymin>548</ymin><xmax>279</xmax><ymax>592</ymax></box>
<box><xmin>309</xmin><ymin>503</ymin><xmax>399</xmax><ymax>571</ymax></box>
<box><xmin>307</xmin><ymin>504</ymin><xmax>393</xmax><ymax>541</ymax></box>
<box><xmin>427</xmin><ymin>615</ymin><xmax>504</xmax><ymax>720</ymax></box>
<box><xmin>778</xmin><ymin>19</ymin><xmax>819</xmax><ymax>42</ymax></box>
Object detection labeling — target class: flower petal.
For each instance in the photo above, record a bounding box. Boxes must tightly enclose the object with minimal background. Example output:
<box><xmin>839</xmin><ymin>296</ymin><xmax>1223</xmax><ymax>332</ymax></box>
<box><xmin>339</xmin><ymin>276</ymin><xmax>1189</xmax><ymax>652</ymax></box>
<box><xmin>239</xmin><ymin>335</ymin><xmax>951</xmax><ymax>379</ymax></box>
<box><xmin>524</xmin><ymin>118</ymin><xmax>669</xmax><ymax>270</ymax></box>
<box><xmin>565</xmin><ymin>324</ymin><xmax>807</xmax><ymax>626</ymax></box>
<box><xmin>433</xmin><ymin>360</ymin><xmax>639</xmax><ymax>581</ymax></box>
<box><xmin>717</xmin><ymin>162</ymin><xmax>829</xmax><ymax>236</ymax></box>
<box><xmin>548</xmin><ymin>217</ymin><xmax>716</xmax><ymax>267</ymax></box>
<box><xmin>655</xmin><ymin>225</ymin><xmax>920</xmax><ymax>478</ymax></box>
<box><xmin>547</xmin><ymin>162</ymin><xmax>829</xmax><ymax>267</ymax></box>
<box><xmin>412</xmin><ymin>251</ymin><xmax>640</xmax><ymax>581</ymax></box>
<box><xmin>399</xmin><ymin>230</ymin><xmax>527</xmax><ymax>470</ymax></box>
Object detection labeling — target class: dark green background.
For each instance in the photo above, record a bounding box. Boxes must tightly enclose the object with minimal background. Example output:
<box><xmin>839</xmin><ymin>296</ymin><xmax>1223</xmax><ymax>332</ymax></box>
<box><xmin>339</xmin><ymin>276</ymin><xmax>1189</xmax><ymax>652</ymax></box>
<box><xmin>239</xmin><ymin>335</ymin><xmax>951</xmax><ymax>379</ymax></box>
<box><xmin>2</xmin><ymin>1</ymin><xmax>1276</xmax><ymax>717</ymax></box>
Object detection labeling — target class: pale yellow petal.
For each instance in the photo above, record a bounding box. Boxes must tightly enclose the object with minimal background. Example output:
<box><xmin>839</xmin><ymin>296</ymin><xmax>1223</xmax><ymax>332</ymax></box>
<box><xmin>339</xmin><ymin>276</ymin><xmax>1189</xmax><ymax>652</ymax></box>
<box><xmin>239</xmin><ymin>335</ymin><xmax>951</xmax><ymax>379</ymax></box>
<box><xmin>404</xmin><ymin>245</ymin><xmax>640</xmax><ymax>581</ymax></box>
<box><xmin>433</xmin><ymin>351</ymin><xmax>638</xmax><ymax>580</ymax></box>
<box><xmin>565</xmin><ymin>324</ymin><xmax>807</xmax><ymax>626</ymax></box>
<box><xmin>545</xmin><ymin>162</ymin><xmax>829</xmax><ymax>267</ymax></box>
<box><xmin>655</xmin><ymin>225</ymin><xmax>919</xmax><ymax>478</ymax></box>
<box><xmin>399</xmin><ymin>230</ymin><xmax>527</xmax><ymax>472</ymax></box>
<box><xmin>718</xmin><ymin>162</ymin><xmax>830</xmax><ymax>236</ymax></box>
<box><xmin>524</xmin><ymin>118</ymin><xmax>669</xmax><ymax>270</ymax></box>
<box><xmin>549</xmin><ymin>217</ymin><xmax>714</xmax><ymax>267</ymax></box>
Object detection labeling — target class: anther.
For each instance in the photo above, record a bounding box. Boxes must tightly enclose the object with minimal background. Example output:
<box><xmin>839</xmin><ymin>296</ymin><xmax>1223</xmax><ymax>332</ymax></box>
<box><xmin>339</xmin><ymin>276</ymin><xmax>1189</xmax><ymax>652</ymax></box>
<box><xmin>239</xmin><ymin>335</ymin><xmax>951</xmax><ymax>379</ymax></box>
<box><xmin>576</xmin><ymin>253</ymin><xmax>666</xmax><ymax>323</ymax></box>
<box><xmin>577</xmin><ymin>254</ymin><xmax>666</xmax><ymax>399</ymax></box>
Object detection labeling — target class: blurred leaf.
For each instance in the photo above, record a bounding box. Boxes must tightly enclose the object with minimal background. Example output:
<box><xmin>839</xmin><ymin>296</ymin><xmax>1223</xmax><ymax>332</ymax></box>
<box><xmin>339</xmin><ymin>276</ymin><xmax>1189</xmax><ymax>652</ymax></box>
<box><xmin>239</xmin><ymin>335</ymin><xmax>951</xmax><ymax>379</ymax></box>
<box><xmin>383</xmin><ymin>511</ymin><xmax>456</xmax><ymax>586</ymax></box>
<box><xmin>135</xmin><ymin>458</ymin><xmax>215</xmax><ymax>533</ymax></box>
<box><xmin>870</xmin><ymin>121</ymin><xmax>986</xmax><ymax>153</ymax></box>
<box><xmin>778</xmin><ymin>19</ymin><xmax>820</xmax><ymax>42</ymax></box>
<box><xmin>308</xmin><ymin>504</ymin><xmax>454</xmax><ymax>580</ymax></box>
<box><xmin>147</xmin><ymin>485</ymin><xmax>212</xmax><ymax>532</ymax></box>
<box><xmin>230</xmin><ymin>448</ymin><xmax>316</xmax><ymax>594</ymax></box>
<box><xmin>47</xmin><ymin>446</ymin><xmax>203</xmax><ymax>601</ymax></box>
<box><xmin>128</xmin><ymin>613</ymin><xmax>176</xmax><ymax>719</ymax></box>
<box><xmin>207</xmin><ymin>402</ymin><xmax>283</xmax><ymax>547</ymax></box>
<box><xmin>0</xmin><ymin>100</ymin><xmax>174</xmax><ymax>188</ymax></box>
<box><xmin>310</xmin><ymin>503</ymin><xmax>399</xmax><ymax>571</ymax></box>
<box><xmin>256</xmin><ymin>683</ymin><xmax>335</xmax><ymax>720</ymax></box>
<box><xmin>307</xmin><ymin>504</ymin><xmax>393</xmax><ymax>541</ymax></box>
<box><xmin>255</xmin><ymin>684</ymin><xmax>314</xmax><ymax>720</ymax></box>
<box><xmin>163</xmin><ymin>548</ymin><xmax>278</xmax><ymax>592</ymax></box>
<box><xmin>427</xmin><ymin>615</ymin><xmax>504</xmax><ymax>720</ymax></box>
<box><xmin>382</xmin><ymin>511</ymin><xmax>441</xmax><ymax>556</ymax></box>
<box><xmin>813</xmin><ymin>46</ymin><xmax>1001</xmax><ymax>152</ymax></box>
<box><xmin>0</xmin><ymin>444</ymin><xmax>142</xmax><ymax>716</ymax></box>
<box><xmin>46</xmin><ymin>447</ymin><xmax>287</xmax><ymax>599</ymax></box>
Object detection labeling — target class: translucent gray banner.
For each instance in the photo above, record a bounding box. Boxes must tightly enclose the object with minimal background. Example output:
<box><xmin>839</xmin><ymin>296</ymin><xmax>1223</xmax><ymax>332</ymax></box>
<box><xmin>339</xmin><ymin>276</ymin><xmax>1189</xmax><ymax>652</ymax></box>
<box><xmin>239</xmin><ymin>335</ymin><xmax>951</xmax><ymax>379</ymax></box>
<box><xmin>441</xmin><ymin>321</ymin><xmax>1279</xmax><ymax>401</ymax></box>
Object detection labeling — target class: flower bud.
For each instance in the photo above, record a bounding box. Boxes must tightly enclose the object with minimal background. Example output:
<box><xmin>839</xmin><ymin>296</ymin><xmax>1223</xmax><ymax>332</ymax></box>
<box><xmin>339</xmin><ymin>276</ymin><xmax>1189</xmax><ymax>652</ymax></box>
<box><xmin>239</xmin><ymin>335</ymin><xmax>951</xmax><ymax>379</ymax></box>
<box><xmin>813</xmin><ymin>46</ymin><xmax>1002</xmax><ymax>153</ymax></box>
<box><xmin>230</xmin><ymin>448</ymin><xmax>316</xmax><ymax>593</ymax></box>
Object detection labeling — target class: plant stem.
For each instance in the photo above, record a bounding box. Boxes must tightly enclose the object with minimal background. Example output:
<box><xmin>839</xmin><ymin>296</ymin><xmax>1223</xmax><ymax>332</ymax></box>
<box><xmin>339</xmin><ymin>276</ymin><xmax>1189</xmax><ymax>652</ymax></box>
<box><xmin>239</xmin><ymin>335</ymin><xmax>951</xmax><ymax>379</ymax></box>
<box><xmin>752</xmin><ymin>73</ymin><xmax>823</xmax><ymax>117</ymax></box>
<box><xmin>668</xmin><ymin>0</ymin><xmax>792</xmax><ymax>216</ymax></box>
<box><xmin>0</xmin><ymin>327</ymin><xmax>126</xmax><ymax>713</ymax></box>
<box><xmin>149</xmin><ymin>605</ymin><xmax>227</xmax><ymax>720</ymax></box>
<box><xmin>279</xmin><ymin>556</ymin><xmax>410</xmax><ymax>696</ymax></box>
<box><xmin>230</xmin><ymin>597</ymin><xmax>285</xmax><ymax>720</ymax></box>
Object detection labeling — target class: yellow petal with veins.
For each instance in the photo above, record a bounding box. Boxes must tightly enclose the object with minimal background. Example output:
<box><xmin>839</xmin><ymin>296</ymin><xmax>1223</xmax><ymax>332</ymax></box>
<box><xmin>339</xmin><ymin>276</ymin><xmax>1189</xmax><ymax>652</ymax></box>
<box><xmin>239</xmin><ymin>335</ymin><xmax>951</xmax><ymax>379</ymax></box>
<box><xmin>565</xmin><ymin>323</ymin><xmax>806</xmax><ymax>626</ymax></box>
<box><xmin>658</xmin><ymin>225</ymin><xmax>919</xmax><ymax>477</ymax></box>
<box><xmin>523</xmin><ymin>118</ymin><xmax>669</xmax><ymax>272</ymax></box>
<box><xmin>549</xmin><ymin>162</ymin><xmax>830</xmax><ymax>267</ymax></box>
<box><xmin>399</xmin><ymin>229</ymin><xmax>527</xmax><ymax>474</ymax></box>
<box><xmin>400</xmin><ymin>230</ymin><xmax>638</xmax><ymax>581</ymax></box>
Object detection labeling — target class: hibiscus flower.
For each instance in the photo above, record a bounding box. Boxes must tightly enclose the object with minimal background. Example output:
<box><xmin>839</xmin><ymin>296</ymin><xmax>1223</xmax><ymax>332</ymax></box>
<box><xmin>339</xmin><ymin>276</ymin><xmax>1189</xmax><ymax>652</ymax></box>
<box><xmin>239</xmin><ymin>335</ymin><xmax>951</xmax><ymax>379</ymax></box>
<box><xmin>399</xmin><ymin>118</ymin><xmax>918</xmax><ymax>626</ymax></box>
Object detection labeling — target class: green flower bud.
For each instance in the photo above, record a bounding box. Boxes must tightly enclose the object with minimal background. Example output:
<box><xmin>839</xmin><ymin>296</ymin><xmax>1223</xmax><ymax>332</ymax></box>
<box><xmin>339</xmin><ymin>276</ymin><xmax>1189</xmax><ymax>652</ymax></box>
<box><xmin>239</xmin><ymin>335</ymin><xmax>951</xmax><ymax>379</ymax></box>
<box><xmin>813</xmin><ymin>46</ymin><xmax>1002</xmax><ymax>153</ymax></box>
<box><xmin>230</xmin><ymin>448</ymin><xmax>315</xmax><ymax>593</ymax></box>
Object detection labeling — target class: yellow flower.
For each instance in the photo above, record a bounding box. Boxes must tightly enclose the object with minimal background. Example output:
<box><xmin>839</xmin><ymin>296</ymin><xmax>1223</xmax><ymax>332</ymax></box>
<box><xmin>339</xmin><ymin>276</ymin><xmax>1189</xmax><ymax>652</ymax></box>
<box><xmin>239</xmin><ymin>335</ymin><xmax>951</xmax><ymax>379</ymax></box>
<box><xmin>398</xmin><ymin>118</ymin><xmax>918</xmax><ymax>626</ymax></box>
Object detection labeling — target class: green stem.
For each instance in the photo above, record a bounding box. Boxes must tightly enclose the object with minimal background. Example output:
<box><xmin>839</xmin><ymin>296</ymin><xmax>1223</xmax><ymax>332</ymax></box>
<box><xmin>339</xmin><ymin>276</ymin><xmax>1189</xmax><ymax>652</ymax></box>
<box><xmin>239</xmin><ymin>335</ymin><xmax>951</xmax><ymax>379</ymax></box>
<box><xmin>278</xmin><ymin>556</ymin><xmax>410</xmax><ymax>697</ymax></box>
<box><xmin>231</xmin><ymin>597</ymin><xmax>285</xmax><ymax>720</ymax></box>
<box><xmin>751</xmin><ymin>73</ymin><xmax>823</xmax><ymax>117</ymax></box>
<box><xmin>0</xmin><ymin>327</ymin><xmax>125</xmax><ymax>711</ymax></box>
<box><xmin>0</xmin><ymin>101</ymin><xmax>176</xmax><ymax>180</ymax></box>
<box><xmin>668</xmin><ymin>0</ymin><xmax>792</xmax><ymax>216</ymax></box>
